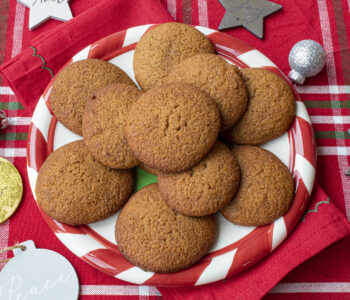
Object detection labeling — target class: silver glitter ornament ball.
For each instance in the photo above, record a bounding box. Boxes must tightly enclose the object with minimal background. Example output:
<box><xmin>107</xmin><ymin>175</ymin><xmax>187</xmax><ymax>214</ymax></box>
<box><xmin>288</xmin><ymin>40</ymin><xmax>326</xmax><ymax>85</ymax></box>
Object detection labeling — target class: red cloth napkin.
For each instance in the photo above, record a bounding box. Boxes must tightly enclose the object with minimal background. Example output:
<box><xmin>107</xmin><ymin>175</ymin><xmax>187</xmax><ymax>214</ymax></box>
<box><xmin>0</xmin><ymin>0</ymin><xmax>173</xmax><ymax>114</ymax></box>
<box><xmin>1</xmin><ymin>1</ymin><xmax>350</xmax><ymax>299</ymax></box>
<box><xmin>158</xmin><ymin>183</ymin><xmax>350</xmax><ymax>299</ymax></box>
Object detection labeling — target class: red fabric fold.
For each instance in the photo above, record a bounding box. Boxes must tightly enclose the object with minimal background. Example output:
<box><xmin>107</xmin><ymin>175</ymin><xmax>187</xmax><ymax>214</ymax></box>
<box><xmin>159</xmin><ymin>183</ymin><xmax>350</xmax><ymax>299</ymax></box>
<box><xmin>0</xmin><ymin>0</ymin><xmax>173</xmax><ymax>113</ymax></box>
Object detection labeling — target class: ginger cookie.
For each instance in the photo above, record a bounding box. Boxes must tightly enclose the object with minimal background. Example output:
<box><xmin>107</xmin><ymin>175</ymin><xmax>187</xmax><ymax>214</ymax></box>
<box><xmin>158</xmin><ymin>142</ymin><xmax>240</xmax><ymax>216</ymax></box>
<box><xmin>222</xmin><ymin>68</ymin><xmax>296</xmax><ymax>145</ymax></box>
<box><xmin>221</xmin><ymin>146</ymin><xmax>294</xmax><ymax>226</ymax></box>
<box><xmin>115</xmin><ymin>183</ymin><xmax>216</xmax><ymax>273</ymax></box>
<box><xmin>51</xmin><ymin>59</ymin><xmax>134</xmax><ymax>135</ymax></box>
<box><xmin>35</xmin><ymin>141</ymin><xmax>134</xmax><ymax>225</ymax></box>
<box><xmin>133</xmin><ymin>22</ymin><xmax>215</xmax><ymax>90</ymax></box>
<box><xmin>125</xmin><ymin>83</ymin><xmax>221</xmax><ymax>173</ymax></box>
<box><xmin>82</xmin><ymin>84</ymin><xmax>141</xmax><ymax>169</ymax></box>
<box><xmin>166</xmin><ymin>54</ymin><xmax>248</xmax><ymax>131</ymax></box>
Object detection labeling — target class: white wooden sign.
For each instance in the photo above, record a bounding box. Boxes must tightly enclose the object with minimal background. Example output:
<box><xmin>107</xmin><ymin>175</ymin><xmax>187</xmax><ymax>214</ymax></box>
<box><xmin>17</xmin><ymin>0</ymin><xmax>73</xmax><ymax>30</ymax></box>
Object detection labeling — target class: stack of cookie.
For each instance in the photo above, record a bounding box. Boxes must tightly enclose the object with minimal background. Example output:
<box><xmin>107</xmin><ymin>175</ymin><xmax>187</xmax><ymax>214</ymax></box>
<box><xmin>35</xmin><ymin>22</ymin><xmax>296</xmax><ymax>274</ymax></box>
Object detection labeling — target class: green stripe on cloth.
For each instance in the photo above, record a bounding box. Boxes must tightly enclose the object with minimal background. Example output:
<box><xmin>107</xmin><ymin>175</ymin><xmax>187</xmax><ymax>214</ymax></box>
<box><xmin>304</xmin><ymin>100</ymin><xmax>350</xmax><ymax>108</ymax></box>
<box><xmin>315</xmin><ymin>131</ymin><xmax>350</xmax><ymax>139</ymax></box>
<box><xmin>0</xmin><ymin>102</ymin><xmax>24</xmax><ymax>110</ymax></box>
<box><xmin>0</xmin><ymin>132</ymin><xmax>27</xmax><ymax>141</ymax></box>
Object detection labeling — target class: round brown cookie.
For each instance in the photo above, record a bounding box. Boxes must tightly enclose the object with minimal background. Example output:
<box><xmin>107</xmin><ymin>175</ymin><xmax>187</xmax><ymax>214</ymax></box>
<box><xmin>125</xmin><ymin>83</ymin><xmax>221</xmax><ymax>173</ymax></box>
<box><xmin>221</xmin><ymin>146</ymin><xmax>294</xmax><ymax>226</ymax></box>
<box><xmin>222</xmin><ymin>68</ymin><xmax>296</xmax><ymax>145</ymax></box>
<box><xmin>158</xmin><ymin>142</ymin><xmax>240</xmax><ymax>216</ymax></box>
<box><xmin>51</xmin><ymin>59</ymin><xmax>134</xmax><ymax>135</ymax></box>
<box><xmin>82</xmin><ymin>84</ymin><xmax>141</xmax><ymax>169</ymax></box>
<box><xmin>115</xmin><ymin>183</ymin><xmax>216</xmax><ymax>273</ymax></box>
<box><xmin>166</xmin><ymin>54</ymin><xmax>248</xmax><ymax>131</ymax></box>
<box><xmin>35</xmin><ymin>141</ymin><xmax>134</xmax><ymax>225</ymax></box>
<box><xmin>133</xmin><ymin>22</ymin><xmax>215</xmax><ymax>90</ymax></box>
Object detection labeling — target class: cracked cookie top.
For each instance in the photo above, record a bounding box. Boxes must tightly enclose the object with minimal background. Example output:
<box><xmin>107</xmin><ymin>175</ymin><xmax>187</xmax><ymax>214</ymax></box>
<box><xmin>158</xmin><ymin>142</ymin><xmax>240</xmax><ymax>216</ymax></box>
<box><xmin>125</xmin><ymin>83</ymin><xmax>220</xmax><ymax>173</ymax></box>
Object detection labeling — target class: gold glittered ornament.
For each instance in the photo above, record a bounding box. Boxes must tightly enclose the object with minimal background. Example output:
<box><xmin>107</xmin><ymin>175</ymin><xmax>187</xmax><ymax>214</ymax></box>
<box><xmin>0</xmin><ymin>157</ymin><xmax>23</xmax><ymax>224</ymax></box>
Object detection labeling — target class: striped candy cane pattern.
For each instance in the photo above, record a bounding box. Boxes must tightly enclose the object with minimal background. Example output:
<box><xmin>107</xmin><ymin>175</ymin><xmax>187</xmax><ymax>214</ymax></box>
<box><xmin>26</xmin><ymin>24</ymin><xmax>316</xmax><ymax>287</ymax></box>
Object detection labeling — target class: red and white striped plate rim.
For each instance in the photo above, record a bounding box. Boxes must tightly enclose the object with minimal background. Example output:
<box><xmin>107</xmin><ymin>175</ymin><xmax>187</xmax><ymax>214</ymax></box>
<box><xmin>26</xmin><ymin>24</ymin><xmax>316</xmax><ymax>287</ymax></box>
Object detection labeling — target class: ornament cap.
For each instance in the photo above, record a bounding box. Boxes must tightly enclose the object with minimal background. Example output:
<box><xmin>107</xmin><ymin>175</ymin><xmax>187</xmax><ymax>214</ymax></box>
<box><xmin>289</xmin><ymin>69</ymin><xmax>305</xmax><ymax>85</ymax></box>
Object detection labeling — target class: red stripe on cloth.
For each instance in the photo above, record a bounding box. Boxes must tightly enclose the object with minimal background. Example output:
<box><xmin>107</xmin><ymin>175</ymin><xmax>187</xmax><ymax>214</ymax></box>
<box><xmin>332</xmin><ymin>0</ymin><xmax>350</xmax><ymax>86</ymax></box>
<box><xmin>190</xmin><ymin>0</ymin><xmax>199</xmax><ymax>26</ymax></box>
<box><xmin>266</xmin><ymin>294</ymin><xmax>350</xmax><ymax>300</ymax></box>
<box><xmin>182</xmin><ymin>0</ymin><xmax>192</xmax><ymax>24</ymax></box>
<box><xmin>176</xmin><ymin>0</ymin><xmax>183</xmax><ymax>22</ymax></box>
<box><xmin>0</xmin><ymin>0</ymin><xmax>10</xmax><ymax>86</ymax></box>
<box><xmin>307</xmin><ymin>108</ymin><xmax>350</xmax><ymax>117</ymax></box>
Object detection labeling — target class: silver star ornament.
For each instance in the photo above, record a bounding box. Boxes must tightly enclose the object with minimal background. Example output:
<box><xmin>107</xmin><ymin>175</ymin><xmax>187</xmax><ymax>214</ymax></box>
<box><xmin>219</xmin><ymin>0</ymin><xmax>282</xmax><ymax>39</ymax></box>
<box><xmin>17</xmin><ymin>0</ymin><xmax>73</xmax><ymax>30</ymax></box>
